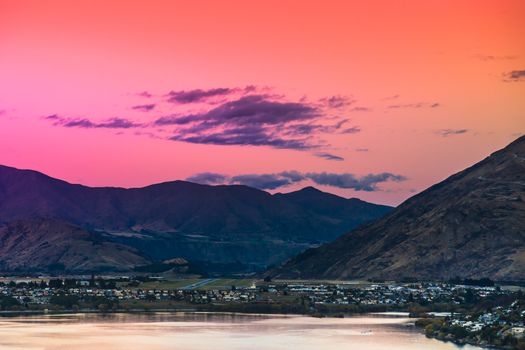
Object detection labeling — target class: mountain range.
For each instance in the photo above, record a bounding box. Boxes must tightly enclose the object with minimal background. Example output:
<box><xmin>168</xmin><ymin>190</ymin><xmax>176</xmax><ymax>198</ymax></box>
<box><xmin>271</xmin><ymin>135</ymin><xmax>525</xmax><ymax>281</ymax></box>
<box><xmin>0</xmin><ymin>165</ymin><xmax>391</xmax><ymax>272</ymax></box>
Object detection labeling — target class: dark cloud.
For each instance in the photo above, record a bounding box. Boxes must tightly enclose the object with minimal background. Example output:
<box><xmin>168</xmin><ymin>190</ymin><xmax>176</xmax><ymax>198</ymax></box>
<box><xmin>230</xmin><ymin>174</ymin><xmax>296</xmax><ymax>190</ymax></box>
<box><xmin>160</xmin><ymin>95</ymin><xmax>332</xmax><ymax>150</ymax></box>
<box><xmin>341</xmin><ymin>126</ymin><xmax>361</xmax><ymax>134</ymax></box>
<box><xmin>503</xmin><ymin>70</ymin><xmax>525</xmax><ymax>82</ymax></box>
<box><xmin>306</xmin><ymin>172</ymin><xmax>407</xmax><ymax>191</ymax></box>
<box><xmin>284</xmin><ymin>119</ymin><xmax>351</xmax><ymax>136</ymax></box>
<box><xmin>132</xmin><ymin>104</ymin><xmax>155</xmax><ymax>112</ymax></box>
<box><xmin>186</xmin><ymin>172</ymin><xmax>228</xmax><ymax>185</ymax></box>
<box><xmin>171</xmin><ymin>129</ymin><xmax>312</xmax><ymax>150</ymax></box>
<box><xmin>319</xmin><ymin>95</ymin><xmax>355</xmax><ymax>109</ymax></box>
<box><xmin>186</xmin><ymin>170</ymin><xmax>406</xmax><ymax>191</ymax></box>
<box><xmin>438</xmin><ymin>129</ymin><xmax>469</xmax><ymax>137</ymax></box>
<box><xmin>156</xmin><ymin>94</ymin><xmax>361</xmax><ymax>151</ymax></box>
<box><xmin>47</xmin><ymin>115</ymin><xmax>142</xmax><ymax>129</ymax></box>
<box><xmin>316</xmin><ymin>153</ymin><xmax>344</xmax><ymax>161</ymax></box>
<box><xmin>355</xmin><ymin>148</ymin><xmax>369</xmax><ymax>152</ymax></box>
<box><xmin>158</xmin><ymin>95</ymin><xmax>318</xmax><ymax>126</ymax></box>
<box><xmin>166</xmin><ymin>88</ymin><xmax>236</xmax><ymax>104</ymax></box>
<box><xmin>388</xmin><ymin>102</ymin><xmax>440</xmax><ymax>109</ymax></box>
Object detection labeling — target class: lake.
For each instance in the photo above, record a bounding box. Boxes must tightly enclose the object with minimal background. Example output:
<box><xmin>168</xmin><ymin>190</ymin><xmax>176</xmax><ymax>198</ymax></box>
<box><xmin>0</xmin><ymin>312</ymin><xmax>484</xmax><ymax>350</ymax></box>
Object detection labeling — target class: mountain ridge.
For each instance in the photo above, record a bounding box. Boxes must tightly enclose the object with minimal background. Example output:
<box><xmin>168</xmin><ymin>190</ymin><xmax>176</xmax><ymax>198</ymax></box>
<box><xmin>271</xmin><ymin>135</ymin><xmax>525</xmax><ymax>281</ymax></box>
<box><xmin>0</xmin><ymin>164</ymin><xmax>392</xmax><ymax>271</ymax></box>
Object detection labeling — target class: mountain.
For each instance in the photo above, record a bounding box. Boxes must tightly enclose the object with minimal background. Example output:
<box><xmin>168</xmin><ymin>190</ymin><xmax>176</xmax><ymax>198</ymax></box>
<box><xmin>272</xmin><ymin>136</ymin><xmax>525</xmax><ymax>281</ymax></box>
<box><xmin>0</xmin><ymin>218</ymin><xmax>149</xmax><ymax>272</ymax></box>
<box><xmin>0</xmin><ymin>165</ymin><xmax>391</xmax><ymax>271</ymax></box>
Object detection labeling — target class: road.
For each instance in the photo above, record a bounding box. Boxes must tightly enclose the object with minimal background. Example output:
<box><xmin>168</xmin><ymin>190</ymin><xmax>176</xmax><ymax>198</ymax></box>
<box><xmin>181</xmin><ymin>278</ymin><xmax>218</xmax><ymax>290</ymax></box>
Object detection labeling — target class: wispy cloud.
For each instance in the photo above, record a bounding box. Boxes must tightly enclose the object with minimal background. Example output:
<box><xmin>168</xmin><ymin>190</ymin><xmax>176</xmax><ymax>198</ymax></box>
<box><xmin>437</xmin><ymin>128</ymin><xmax>469</xmax><ymax>137</ymax></box>
<box><xmin>186</xmin><ymin>170</ymin><xmax>406</xmax><ymax>191</ymax></box>
<box><xmin>388</xmin><ymin>102</ymin><xmax>440</xmax><ymax>109</ymax></box>
<box><xmin>502</xmin><ymin>70</ymin><xmax>525</xmax><ymax>82</ymax></box>
<box><xmin>46</xmin><ymin>115</ymin><xmax>143</xmax><ymax>129</ymax></box>
<box><xmin>351</xmin><ymin>106</ymin><xmax>371</xmax><ymax>112</ymax></box>
<box><xmin>132</xmin><ymin>104</ymin><xmax>156</xmax><ymax>112</ymax></box>
<box><xmin>319</xmin><ymin>95</ymin><xmax>355</xmax><ymax>109</ymax></box>
<box><xmin>315</xmin><ymin>153</ymin><xmax>344</xmax><ymax>161</ymax></box>
<box><xmin>381</xmin><ymin>94</ymin><xmax>400</xmax><ymax>101</ymax></box>
<box><xmin>166</xmin><ymin>87</ymin><xmax>244</xmax><ymax>104</ymax></box>
<box><xmin>137</xmin><ymin>91</ymin><xmax>153</xmax><ymax>98</ymax></box>
<box><xmin>475</xmin><ymin>54</ymin><xmax>518</xmax><ymax>61</ymax></box>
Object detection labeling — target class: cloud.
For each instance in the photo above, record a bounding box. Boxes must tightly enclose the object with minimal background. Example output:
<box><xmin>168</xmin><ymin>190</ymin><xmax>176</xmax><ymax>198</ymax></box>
<box><xmin>230</xmin><ymin>174</ymin><xmax>296</xmax><ymax>190</ymax></box>
<box><xmin>341</xmin><ymin>126</ymin><xmax>361</xmax><ymax>134</ymax></box>
<box><xmin>381</xmin><ymin>94</ymin><xmax>400</xmax><ymax>100</ymax></box>
<box><xmin>387</xmin><ymin>102</ymin><xmax>440</xmax><ymax>109</ymax></box>
<box><xmin>284</xmin><ymin>119</ymin><xmax>351</xmax><ymax>136</ymax></box>
<box><xmin>158</xmin><ymin>95</ymin><xmax>348</xmax><ymax>150</ymax></box>
<box><xmin>319</xmin><ymin>95</ymin><xmax>355</xmax><ymax>109</ymax></box>
<box><xmin>46</xmin><ymin>115</ymin><xmax>142</xmax><ymax>129</ymax></box>
<box><xmin>186</xmin><ymin>172</ymin><xmax>228</xmax><ymax>185</ymax></box>
<box><xmin>46</xmin><ymin>88</ymin><xmax>362</xmax><ymax>156</ymax></box>
<box><xmin>355</xmin><ymin>148</ymin><xmax>369</xmax><ymax>152</ymax></box>
<box><xmin>503</xmin><ymin>70</ymin><xmax>525</xmax><ymax>82</ymax></box>
<box><xmin>351</xmin><ymin>106</ymin><xmax>371</xmax><ymax>112</ymax></box>
<box><xmin>171</xmin><ymin>127</ymin><xmax>313</xmax><ymax>150</ymax></box>
<box><xmin>305</xmin><ymin>172</ymin><xmax>407</xmax><ymax>191</ymax></box>
<box><xmin>475</xmin><ymin>54</ymin><xmax>518</xmax><ymax>61</ymax></box>
<box><xmin>186</xmin><ymin>170</ymin><xmax>406</xmax><ymax>191</ymax></box>
<box><xmin>437</xmin><ymin>129</ymin><xmax>469</xmax><ymax>137</ymax></box>
<box><xmin>315</xmin><ymin>153</ymin><xmax>344</xmax><ymax>161</ymax></box>
<box><xmin>166</xmin><ymin>88</ymin><xmax>237</xmax><ymax>104</ymax></box>
<box><xmin>132</xmin><ymin>104</ymin><xmax>155</xmax><ymax>112</ymax></box>
<box><xmin>155</xmin><ymin>95</ymin><xmax>360</xmax><ymax>151</ymax></box>
<box><xmin>158</xmin><ymin>95</ymin><xmax>318</xmax><ymax>126</ymax></box>
<box><xmin>137</xmin><ymin>91</ymin><xmax>153</xmax><ymax>98</ymax></box>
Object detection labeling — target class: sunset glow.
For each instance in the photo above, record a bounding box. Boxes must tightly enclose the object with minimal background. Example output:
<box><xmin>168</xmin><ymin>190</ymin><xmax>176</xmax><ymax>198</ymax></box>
<box><xmin>1</xmin><ymin>0</ymin><xmax>524</xmax><ymax>205</ymax></box>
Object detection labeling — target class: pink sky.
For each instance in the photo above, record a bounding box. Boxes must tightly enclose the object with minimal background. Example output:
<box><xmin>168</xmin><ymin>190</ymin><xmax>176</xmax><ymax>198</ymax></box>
<box><xmin>1</xmin><ymin>0</ymin><xmax>524</xmax><ymax>205</ymax></box>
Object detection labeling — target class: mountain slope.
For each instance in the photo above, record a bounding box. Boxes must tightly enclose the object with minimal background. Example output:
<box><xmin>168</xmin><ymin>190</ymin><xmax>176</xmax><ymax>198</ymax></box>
<box><xmin>0</xmin><ymin>219</ymin><xmax>149</xmax><ymax>272</ymax></box>
<box><xmin>0</xmin><ymin>166</ymin><xmax>391</xmax><ymax>269</ymax></box>
<box><xmin>273</xmin><ymin>136</ymin><xmax>525</xmax><ymax>281</ymax></box>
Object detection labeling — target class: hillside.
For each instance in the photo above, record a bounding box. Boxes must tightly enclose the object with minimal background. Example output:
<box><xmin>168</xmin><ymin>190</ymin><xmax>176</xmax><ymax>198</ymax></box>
<box><xmin>272</xmin><ymin>136</ymin><xmax>525</xmax><ymax>281</ymax></box>
<box><xmin>0</xmin><ymin>219</ymin><xmax>149</xmax><ymax>272</ymax></box>
<box><xmin>0</xmin><ymin>166</ymin><xmax>391</xmax><ymax>270</ymax></box>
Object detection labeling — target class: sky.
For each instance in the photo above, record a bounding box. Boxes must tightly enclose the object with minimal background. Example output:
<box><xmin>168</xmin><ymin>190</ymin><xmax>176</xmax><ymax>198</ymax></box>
<box><xmin>0</xmin><ymin>0</ymin><xmax>524</xmax><ymax>206</ymax></box>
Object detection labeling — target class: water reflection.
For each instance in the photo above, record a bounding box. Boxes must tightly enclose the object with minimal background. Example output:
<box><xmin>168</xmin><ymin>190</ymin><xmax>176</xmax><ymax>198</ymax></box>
<box><xmin>0</xmin><ymin>312</ymin><xmax>484</xmax><ymax>350</ymax></box>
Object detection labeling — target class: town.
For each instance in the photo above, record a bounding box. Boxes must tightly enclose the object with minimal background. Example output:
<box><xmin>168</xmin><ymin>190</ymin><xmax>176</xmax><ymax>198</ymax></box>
<box><xmin>0</xmin><ymin>275</ymin><xmax>523</xmax><ymax>348</ymax></box>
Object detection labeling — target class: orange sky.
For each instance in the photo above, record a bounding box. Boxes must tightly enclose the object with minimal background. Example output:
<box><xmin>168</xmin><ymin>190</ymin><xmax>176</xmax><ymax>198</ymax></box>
<box><xmin>1</xmin><ymin>0</ymin><xmax>524</xmax><ymax>205</ymax></box>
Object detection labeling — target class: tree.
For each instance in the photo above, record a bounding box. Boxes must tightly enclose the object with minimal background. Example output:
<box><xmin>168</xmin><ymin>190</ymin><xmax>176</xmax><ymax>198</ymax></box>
<box><xmin>50</xmin><ymin>294</ymin><xmax>79</xmax><ymax>309</ymax></box>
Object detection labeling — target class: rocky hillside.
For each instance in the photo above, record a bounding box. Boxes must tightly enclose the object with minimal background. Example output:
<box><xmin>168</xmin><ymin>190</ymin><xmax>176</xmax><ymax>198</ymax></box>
<box><xmin>272</xmin><ymin>136</ymin><xmax>525</xmax><ymax>281</ymax></box>
<box><xmin>0</xmin><ymin>219</ymin><xmax>149</xmax><ymax>272</ymax></box>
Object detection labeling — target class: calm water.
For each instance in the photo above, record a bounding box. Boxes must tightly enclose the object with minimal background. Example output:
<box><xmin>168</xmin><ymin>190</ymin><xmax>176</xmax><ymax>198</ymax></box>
<box><xmin>0</xmin><ymin>312</ymin><xmax>484</xmax><ymax>350</ymax></box>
